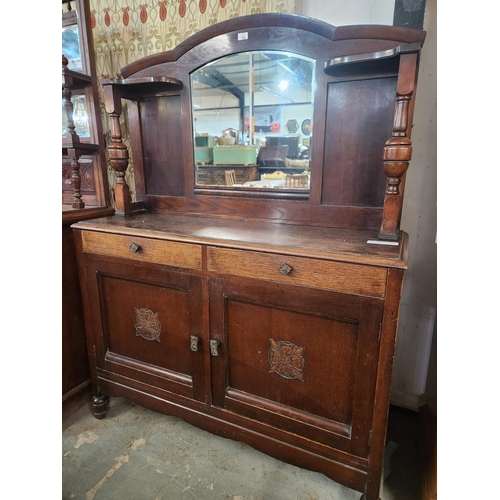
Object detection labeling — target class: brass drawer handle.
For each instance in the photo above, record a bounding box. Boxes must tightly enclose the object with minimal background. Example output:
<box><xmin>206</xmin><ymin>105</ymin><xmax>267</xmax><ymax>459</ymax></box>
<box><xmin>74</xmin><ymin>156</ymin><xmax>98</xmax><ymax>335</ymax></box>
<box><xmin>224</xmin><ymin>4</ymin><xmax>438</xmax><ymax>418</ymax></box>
<box><xmin>209</xmin><ymin>340</ymin><xmax>219</xmax><ymax>356</ymax></box>
<box><xmin>130</xmin><ymin>242</ymin><xmax>140</xmax><ymax>253</ymax></box>
<box><xmin>190</xmin><ymin>335</ymin><xmax>200</xmax><ymax>352</ymax></box>
<box><xmin>279</xmin><ymin>262</ymin><xmax>292</xmax><ymax>276</ymax></box>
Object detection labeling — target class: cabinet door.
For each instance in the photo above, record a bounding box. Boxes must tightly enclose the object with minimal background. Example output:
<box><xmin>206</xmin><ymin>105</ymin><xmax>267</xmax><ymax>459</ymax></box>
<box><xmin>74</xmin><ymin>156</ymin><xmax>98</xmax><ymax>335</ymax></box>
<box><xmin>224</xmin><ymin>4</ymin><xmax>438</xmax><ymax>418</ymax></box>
<box><xmin>84</xmin><ymin>255</ymin><xmax>205</xmax><ymax>402</ymax></box>
<box><xmin>209</xmin><ymin>278</ymin><xmax>384</xmax><ymax>457</ymax></box>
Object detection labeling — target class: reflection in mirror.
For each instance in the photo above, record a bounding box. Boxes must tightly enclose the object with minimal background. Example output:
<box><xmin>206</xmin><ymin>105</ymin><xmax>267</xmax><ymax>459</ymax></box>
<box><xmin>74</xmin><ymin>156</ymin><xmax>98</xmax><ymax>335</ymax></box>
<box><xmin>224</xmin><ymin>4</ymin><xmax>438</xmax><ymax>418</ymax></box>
<box><xmin>62</xmin><ymin>24</ymin><xmax>82</xmax><ymax>72</ymax></box>
<box><xmin>191</xmin><ymin>51</ymin><xmax>315</xmax><ymax>191</ymax></box>
<box><xmin>62</xmin><ymin>95</ymin><xmax>90</xmax><ymax>138</ymax></box>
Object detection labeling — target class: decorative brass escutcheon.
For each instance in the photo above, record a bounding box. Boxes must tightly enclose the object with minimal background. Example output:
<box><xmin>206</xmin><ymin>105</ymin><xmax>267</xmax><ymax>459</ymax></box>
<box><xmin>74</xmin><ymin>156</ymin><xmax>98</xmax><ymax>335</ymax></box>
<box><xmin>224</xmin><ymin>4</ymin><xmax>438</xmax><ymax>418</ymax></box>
<box><xmin>209</xmin><ymin>339</ymin><xmax>219</xmax><ymax>356</ymax></box>
<box><xmin>190</xmin><ymin>335</ymin><xmax>199</xmax><ymax>352</ymax></box>
<box><xmin>279</xmin><ymin>262</ymin><xmax>292</xmax><ymax>276</ymax></box>
<box><xmin>130</xmin><ymin>242</ymin><xmax>140</xmax><ymax>253</ymax></box>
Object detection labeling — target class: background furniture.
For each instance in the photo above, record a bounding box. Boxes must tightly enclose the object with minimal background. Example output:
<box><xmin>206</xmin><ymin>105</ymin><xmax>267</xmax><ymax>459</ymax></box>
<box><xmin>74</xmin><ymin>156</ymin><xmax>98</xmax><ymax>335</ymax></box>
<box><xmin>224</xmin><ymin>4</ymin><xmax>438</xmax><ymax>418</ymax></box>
<box><xmin>62</xmin><ymin>0</ymin><xmax>112</xmax><ymax>419</ymax></box>
<box><xmin>196</xmin><ymin>164</ymin><xmax>258</xmax><ymax>185</ymax></box>
<box><xmin>62</xmin><ymin>0</ymin><xmax>108</xmax><ymax>209</ymax></box>
<box><xmin>224</xmin><ymin>170</ymin><xmax>237</xmax><ymax>186</ymax></box>
<box><xmin>73</xmin><ymin>14</ymin><xmax>425</xmax><ymax>500</ymax></box>
<box><xmin>285</xmin><ymin>174</ymin><xmax>308</xmax><ymax>188</ymax></box>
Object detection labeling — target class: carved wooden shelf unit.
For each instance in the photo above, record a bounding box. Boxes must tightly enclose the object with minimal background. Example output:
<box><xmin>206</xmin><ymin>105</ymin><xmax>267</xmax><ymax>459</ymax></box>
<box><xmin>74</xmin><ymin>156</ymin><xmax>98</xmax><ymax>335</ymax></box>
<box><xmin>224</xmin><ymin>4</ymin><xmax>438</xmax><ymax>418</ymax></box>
<box><xmin>62</xmin><ymin>0</ymin><xmax>108</xmax><ymax>210</ymax></box>
<box><xmin>72</xmin><ymin>14</ymin><xmax>425</xmax><ymax>500</ymax></box>
<box><xmin>62</xmin><ymin>0</ymin><xmax>112</xmax><ymax>419</ymax></box>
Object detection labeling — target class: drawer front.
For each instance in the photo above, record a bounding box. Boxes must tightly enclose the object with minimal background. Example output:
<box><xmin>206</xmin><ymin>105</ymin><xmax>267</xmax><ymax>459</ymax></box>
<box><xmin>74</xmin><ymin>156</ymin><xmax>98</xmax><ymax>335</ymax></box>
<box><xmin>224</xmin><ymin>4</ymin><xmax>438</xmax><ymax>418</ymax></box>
<box><xmin>207</xmin><ymin>247</ymin><xmax>386</xmax><ymax>298</ymax></box>
<box><xmin>82</xmin><ymin>231</ymin><xmax>202</xmax><ymax>270</ymax></box>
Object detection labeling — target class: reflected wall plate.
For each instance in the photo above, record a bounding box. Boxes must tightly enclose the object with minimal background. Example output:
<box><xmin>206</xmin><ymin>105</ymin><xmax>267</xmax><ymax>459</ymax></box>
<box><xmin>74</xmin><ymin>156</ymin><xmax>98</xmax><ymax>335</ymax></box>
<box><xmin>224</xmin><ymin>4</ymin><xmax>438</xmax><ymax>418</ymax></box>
<box><xmin>285</xmin><ymin>119</ymin><xmax>299</xmax><ymax>134</ymax></box>
<box><xmin>301</xmin><ymin>119</ymin><xmax>311</xmax><ymax>136</ymax></box>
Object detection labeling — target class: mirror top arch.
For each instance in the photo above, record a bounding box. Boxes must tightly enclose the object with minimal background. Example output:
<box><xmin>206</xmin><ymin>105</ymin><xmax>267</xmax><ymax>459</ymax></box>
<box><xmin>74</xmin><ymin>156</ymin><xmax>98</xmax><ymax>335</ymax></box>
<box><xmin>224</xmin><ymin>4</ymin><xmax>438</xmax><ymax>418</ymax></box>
<box><xmin>118</xmin><ymin>14</ymin><xmax>426</xmax><ymax>79</ymax></box>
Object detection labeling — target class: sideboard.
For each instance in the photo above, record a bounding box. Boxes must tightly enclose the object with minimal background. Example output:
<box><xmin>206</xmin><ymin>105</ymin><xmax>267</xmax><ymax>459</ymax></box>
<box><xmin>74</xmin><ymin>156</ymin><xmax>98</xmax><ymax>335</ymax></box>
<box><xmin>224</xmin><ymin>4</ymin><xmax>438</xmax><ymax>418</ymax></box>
<box><xmin>73</xmin><ymin>14</ymin><xmax>425</xmax><ymax>500</ymax></box>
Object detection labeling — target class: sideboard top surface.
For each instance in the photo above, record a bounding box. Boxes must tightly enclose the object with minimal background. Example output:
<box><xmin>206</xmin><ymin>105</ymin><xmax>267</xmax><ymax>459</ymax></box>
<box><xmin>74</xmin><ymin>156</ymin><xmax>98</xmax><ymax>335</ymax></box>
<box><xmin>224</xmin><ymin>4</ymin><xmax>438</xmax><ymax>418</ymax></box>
<box><xmin>73</xmin><ymin>213</ymin><xmax>408</xmax><ymax>269</ymax></box>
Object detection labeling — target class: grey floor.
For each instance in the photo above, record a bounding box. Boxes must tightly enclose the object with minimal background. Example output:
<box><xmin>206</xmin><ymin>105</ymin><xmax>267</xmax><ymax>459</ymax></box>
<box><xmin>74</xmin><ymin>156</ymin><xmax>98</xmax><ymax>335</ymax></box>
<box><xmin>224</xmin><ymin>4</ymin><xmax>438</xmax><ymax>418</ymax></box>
<box><xmin>62</xmin><ymin>398</ymin><xmax>421</xmax><ymax>500</ymax></box>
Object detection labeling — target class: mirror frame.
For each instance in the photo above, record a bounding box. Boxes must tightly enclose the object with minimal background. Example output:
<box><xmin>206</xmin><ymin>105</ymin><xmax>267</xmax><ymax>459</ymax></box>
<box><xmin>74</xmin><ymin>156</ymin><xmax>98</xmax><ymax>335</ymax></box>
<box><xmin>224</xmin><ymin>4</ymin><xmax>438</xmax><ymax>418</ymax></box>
<box><xmin>102</xmin><ymin>14</ymin><xmax>425</xmax><ymax>235</ymax></box>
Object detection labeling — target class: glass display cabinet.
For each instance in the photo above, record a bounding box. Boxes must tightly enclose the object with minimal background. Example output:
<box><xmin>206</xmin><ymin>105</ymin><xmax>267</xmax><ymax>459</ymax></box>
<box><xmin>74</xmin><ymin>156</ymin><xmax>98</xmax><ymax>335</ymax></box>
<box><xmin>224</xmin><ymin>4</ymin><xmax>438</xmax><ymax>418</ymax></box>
<box><xmin>62</xmin><ymin>0</ymin><xmax>112</xmax><ymax>420</ymax></box>
<box><xmin>62</xmin><ymin>0</ymin><xmax>108</xmax><ymax>209</ymax></box>
<box><xmin>72</xmin><ymin>14</ymin><xmax>425</xmax><ymax>500</ymax></box>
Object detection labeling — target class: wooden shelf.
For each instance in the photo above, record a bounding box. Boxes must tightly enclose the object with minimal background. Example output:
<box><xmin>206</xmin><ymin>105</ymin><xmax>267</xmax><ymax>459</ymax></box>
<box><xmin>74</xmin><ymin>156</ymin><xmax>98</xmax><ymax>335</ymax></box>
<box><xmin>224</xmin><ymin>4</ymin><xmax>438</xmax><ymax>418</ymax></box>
<box><xmin>62</xmin><ymin>205</ymin><xmax>114</xmax><ymax>227</ymax></box>
<box><xmin>324</xmin><ymin>43</ymin><xmax>420</xmax><ymax>78</ymax></box>
<box><xmin>62</xmin><ymin>141</ymin><xmax>99</xmax><ymax>153</ymax></box>
<box><xmin>62</xmin><ymin>66</ymin><xmax>92</xmax><ymax>89</ymax></box>
<box><xmin>101</xmin><ymin>76</ymin><xmax>183</xmax><ymax>99</ymax></box>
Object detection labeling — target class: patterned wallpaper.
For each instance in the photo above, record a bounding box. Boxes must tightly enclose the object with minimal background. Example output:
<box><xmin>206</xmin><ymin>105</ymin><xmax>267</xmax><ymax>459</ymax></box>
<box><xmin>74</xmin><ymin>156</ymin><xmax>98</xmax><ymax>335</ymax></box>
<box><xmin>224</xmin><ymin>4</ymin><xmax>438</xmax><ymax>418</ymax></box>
<box><xmin>89</xmin><ymin>0</ymin><xmax>296</xmax><ymax>204</ymax></box>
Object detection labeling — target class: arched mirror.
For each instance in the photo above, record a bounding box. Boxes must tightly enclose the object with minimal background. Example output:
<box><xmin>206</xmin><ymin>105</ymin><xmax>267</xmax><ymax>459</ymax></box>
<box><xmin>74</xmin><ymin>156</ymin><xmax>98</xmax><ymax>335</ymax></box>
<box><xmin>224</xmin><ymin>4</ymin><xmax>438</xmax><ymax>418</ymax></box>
<box><xmin>191</xmin><ymin>51</ymin><xmax>315</xmax><ymax>192</ymax></box>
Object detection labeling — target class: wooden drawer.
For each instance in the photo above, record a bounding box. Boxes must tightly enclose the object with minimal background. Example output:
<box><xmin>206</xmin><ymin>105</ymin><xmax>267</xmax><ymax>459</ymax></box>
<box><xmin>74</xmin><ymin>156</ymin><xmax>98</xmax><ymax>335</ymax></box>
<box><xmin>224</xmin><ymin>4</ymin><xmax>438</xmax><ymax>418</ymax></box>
<box><xmin>81</xmin><ymin>231</ymin><xmax>202</xmax><ymax>270</ymax></box>
<box><xmin>207</xmin><ymin>247</ymin><xmax>386</xmax><ymax>298</ymax></box>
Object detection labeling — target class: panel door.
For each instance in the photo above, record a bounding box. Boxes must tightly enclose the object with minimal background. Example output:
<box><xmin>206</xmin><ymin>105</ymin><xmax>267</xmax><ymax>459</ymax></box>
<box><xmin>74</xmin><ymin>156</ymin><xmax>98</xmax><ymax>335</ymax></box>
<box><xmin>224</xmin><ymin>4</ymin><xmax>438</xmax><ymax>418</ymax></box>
<box><xmin>209</xmin><ymin>277</ymin><xmax>384</xmax><ymax>457</ymax></box>
<box><xmin>84</xmin><ymin>254</ymin><xmax>205</xmax><ymax>402</ymax></box>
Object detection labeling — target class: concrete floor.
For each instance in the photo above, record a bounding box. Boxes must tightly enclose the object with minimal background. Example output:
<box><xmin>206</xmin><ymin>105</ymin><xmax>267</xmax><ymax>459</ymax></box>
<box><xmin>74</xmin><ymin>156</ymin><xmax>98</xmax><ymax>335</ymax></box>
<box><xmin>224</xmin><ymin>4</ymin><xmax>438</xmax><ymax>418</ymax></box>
<box><xmin>62</xmin><ymin>398</ymin><xmax>421</xmax><ymax>500</ymax></box>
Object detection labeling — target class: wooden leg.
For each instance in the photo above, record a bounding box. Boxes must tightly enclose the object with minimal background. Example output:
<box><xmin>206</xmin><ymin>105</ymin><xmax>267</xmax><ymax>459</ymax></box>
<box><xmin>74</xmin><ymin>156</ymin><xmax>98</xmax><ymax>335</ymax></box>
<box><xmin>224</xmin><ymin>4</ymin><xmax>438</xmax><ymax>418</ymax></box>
<box><xmin>90</xmin><ymin>394</ymin><xmax>110</xmax><ymax>419</ymax></box>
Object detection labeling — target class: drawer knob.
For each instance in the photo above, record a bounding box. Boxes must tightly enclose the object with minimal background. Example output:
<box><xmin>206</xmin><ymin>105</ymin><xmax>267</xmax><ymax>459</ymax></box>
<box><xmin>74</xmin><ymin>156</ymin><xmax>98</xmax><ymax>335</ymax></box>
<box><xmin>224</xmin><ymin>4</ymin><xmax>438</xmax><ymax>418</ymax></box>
<box><xmin>279</xmin><ymin>262</ymin><xmax>292</xmax><ymax>276</ymax></box>
<box><xmin>130</xmin><ymin>242</ymin><xmax>140</xmax><ymax>253</ymax></box>
<box><xmin>190</xmin><ymin>335</ymin><xmax>200</xmax><ymax>352</ymax></box>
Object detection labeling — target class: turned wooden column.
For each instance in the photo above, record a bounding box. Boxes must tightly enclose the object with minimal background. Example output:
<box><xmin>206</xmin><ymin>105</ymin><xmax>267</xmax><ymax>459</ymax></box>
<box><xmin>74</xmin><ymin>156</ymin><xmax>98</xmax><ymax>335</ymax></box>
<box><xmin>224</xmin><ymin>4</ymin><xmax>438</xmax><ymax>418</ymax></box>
<box><xmin>379</xmin><ymin>52</ymin><xmax>418</xmax><ymax>240</ymax></box>
<box><xmin>62</xmin><ymin>55</ymin><xmax>85</xmax><ymax>209</ymax></box>
<box><xmin>102</xmin><ymin>81</ymin><xmax>131</xmax><ymax>215</ymax></box>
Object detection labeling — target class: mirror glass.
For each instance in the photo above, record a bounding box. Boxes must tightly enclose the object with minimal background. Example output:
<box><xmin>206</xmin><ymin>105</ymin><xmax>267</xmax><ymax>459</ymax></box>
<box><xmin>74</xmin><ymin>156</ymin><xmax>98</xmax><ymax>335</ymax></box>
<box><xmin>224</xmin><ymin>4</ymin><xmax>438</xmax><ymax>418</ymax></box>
<box><xmin>62</xmin><ymin>95</ymin><xmax>90</xmax><ymax>138</ymax></box>
<box><xmin>191</xmin><ymin>51</ymin><xmax>315</xmax><ymax>191</ymax></box>
<box><xmin>62</xmin><ymin>24</ymin><xmax>82</xmax><ymax>71</ymax></box>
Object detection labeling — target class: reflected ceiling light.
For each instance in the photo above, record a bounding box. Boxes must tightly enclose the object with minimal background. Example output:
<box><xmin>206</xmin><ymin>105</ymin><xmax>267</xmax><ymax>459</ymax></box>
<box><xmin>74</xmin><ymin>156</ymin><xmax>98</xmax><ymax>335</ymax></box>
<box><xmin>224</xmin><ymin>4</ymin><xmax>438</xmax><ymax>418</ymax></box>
<box><xmin>279</xmin><ymin>80</ymin><xmax>289</xmax><ymax>91</ymax></box>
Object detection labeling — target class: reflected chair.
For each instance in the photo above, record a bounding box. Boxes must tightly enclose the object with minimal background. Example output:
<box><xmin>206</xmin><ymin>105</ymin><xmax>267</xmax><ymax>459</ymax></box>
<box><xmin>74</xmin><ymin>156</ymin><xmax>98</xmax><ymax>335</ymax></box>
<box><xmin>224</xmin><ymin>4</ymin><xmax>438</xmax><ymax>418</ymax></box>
<box><xmin>285</xmin><ymin>174</ymin><xmax>308</xmax><ymax>188</ymax></box>
<box><xmin>225</xmin><ymin>170</ymin><xmax>237</xmax><ymax>186</ymax></box>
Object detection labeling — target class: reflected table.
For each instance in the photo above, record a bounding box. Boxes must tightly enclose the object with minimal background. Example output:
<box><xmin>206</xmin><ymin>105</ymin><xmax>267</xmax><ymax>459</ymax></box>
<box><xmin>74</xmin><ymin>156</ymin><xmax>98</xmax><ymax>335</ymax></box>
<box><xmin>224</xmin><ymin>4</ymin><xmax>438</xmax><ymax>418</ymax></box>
<box><xmin>244</xmin><ymin>179</ymin><xmax>310</xmax><ymax>189</ymax></box>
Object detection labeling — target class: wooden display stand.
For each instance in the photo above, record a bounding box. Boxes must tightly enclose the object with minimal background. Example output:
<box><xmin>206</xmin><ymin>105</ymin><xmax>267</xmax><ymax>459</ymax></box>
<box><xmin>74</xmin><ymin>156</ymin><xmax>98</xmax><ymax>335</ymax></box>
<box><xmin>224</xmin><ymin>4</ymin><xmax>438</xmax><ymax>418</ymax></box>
<box><xmin>72</xmin><ymin>14</ymin><xmax>425</xmax><ymax>499</ymax></box>
<box><xmin>62</xmin><ymin>0</ymin><xmax>112</xmax><ymax>419</ymax></box>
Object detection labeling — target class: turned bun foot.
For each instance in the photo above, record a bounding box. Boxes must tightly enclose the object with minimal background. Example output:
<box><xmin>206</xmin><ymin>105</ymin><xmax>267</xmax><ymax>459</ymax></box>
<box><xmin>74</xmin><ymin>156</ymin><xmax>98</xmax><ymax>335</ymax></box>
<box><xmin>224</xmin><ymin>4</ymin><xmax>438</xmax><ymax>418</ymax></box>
<box><xmin>90</xmin><ymin>394</ymin><xmax>110</xmax><ymax>419</ymax></box>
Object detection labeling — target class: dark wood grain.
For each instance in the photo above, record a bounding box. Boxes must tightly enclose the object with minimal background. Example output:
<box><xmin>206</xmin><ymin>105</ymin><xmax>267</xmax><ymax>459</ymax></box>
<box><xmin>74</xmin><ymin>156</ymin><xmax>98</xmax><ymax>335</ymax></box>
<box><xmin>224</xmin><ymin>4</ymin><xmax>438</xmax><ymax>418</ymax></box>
<box><xmin>121</xmin><ymin>15</ymin><xmax>425</xmax><ymax>78</ymax></box>
<box><xmin>363</xmin><ymin>268</ymin><xmax>405</xmax><ymax>500</ymax></box>
<box><xmin>379</xmin><ymin>52</ymin><xmax>419</xmax><ymax>240</ymax></box>
<box><xmin>209</xmin><ymin>277</ymin><xmax>385</xmax><ymax>457</ymax></box>
<box><xmin>206</xmin><ymin>246</ymin><xmax>387</xmax><ymax>297</ymax></box>
<box><xmin>419</xmin><ymin>404</ymin><xmax>437</xmax><ymax>500</ymax></box>
<box><xmin>140</xmin><ymin>95</ymin><xmax>185</xmax><ymax>197</ymax></box>
<box><xmin>82</xmin><ymin>254</ymin><xmax>206</xmax><ymax>403</ymax></box>
<box><xmin>62</xmin><ymin>226</ymin><xmax>91</xmax><ymax>417</ymax></box>
<box><xmin>62</xmin><ymin>0</ymin><xmax>109</xmax><ymax>209</ymax></box>
<box><xmin>75</xmin><ymin>212</ymin><xmax>408</xmax><ymax>268</ymax></box>
<box><xmin>322</xmin><ymin>77</ymin><xmax>397</xmax><ymax>207</ymax></box>
<box><xmin>103</xmin><ymin>16</ymin><xmax>423</xmax><ymax>233</ymax></box>
<box><xmin>63</xmin><ymin>207</ymin><xmax>112</xmax><ymax>420</ymax></box>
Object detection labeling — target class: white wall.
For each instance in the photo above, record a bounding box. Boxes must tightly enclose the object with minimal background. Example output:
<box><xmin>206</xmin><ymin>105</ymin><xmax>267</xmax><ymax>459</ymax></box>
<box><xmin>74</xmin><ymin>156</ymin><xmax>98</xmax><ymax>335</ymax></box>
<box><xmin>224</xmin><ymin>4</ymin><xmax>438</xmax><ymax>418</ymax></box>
<box><xmin>296</xmin><ymin>0</ymin><xmax>437</xmax><ymax>411</ymax></box>
<box><xmin>392</xmin><ymin>0</ymin><xmax>437</xmax><ymax>411</ymax></box>
<box><xmin>296</xmin><ymin>0</ymin><xmax>395</xmax><ymax>25</ymax></box>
